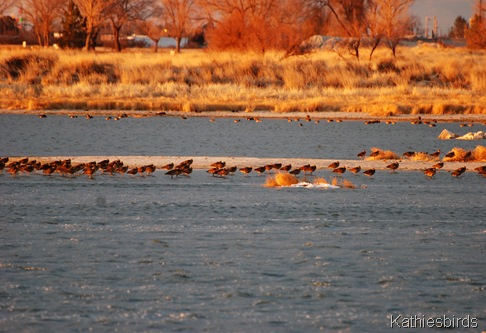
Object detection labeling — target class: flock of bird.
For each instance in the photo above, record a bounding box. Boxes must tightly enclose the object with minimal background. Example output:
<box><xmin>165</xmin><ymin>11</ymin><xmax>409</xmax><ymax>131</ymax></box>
<box><xmin>3</xmin><ymin>150</ymin><xmax>484</xmax><ymax>181</ymax></box>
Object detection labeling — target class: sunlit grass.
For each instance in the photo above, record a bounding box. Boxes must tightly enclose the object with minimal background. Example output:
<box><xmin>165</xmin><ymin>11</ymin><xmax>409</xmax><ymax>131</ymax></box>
<box><xmin>0</xmin><ymin>45</ymin><xmax>485</xmax><ymax>114</ymax></box>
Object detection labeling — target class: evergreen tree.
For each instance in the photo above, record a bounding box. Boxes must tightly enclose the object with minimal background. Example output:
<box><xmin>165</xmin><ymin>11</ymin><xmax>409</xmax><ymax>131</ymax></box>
<box><xmin>465</xmin><ymin>14</ymin><xmax>486</xmax><ymax>48</ymax></box>
<box><xmin>449</xmin><ymin>16</ymin><xmax>468</xmax><ymax>38</ymax></box>
<box><xmin>59</xmin><ymin>0</ymin><xmax>87</xmax><ymax>48</ymax></box>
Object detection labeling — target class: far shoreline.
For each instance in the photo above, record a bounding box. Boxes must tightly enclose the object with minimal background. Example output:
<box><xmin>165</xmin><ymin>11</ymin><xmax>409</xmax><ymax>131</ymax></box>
<box><xmin>2</xmin><ymin>109</ymin><xmax>486</xmax><ymax>124</ymax></box>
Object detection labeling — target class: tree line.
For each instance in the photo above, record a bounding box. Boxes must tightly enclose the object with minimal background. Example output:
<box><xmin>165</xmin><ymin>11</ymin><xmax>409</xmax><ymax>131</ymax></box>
<box><xmin>1</xmin><ymin>0</ymin><xmax>485</xmax><ymax>54</ymax></box>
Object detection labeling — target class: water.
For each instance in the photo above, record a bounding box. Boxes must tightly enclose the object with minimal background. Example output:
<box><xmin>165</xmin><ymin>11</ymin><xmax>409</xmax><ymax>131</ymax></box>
<box><xmin>1</xmin><ymin>115</ymin><xmax>485</xmax><ymax>332</ymax></box>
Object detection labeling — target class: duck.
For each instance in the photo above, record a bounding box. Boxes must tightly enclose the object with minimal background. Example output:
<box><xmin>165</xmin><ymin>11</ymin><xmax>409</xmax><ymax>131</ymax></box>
<box><xmin>386</xmin><ymin>162</ymin><xmax>399</xmax><ymax>172</ymax></box>
<box><xmin>363</xmin><ymin>168</ymin><xmax>376</xmax><ymax>177</ymax></box>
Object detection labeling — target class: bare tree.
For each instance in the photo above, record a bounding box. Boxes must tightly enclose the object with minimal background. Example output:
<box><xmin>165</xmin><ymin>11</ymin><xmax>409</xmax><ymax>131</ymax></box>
<box><xmin>159</xmin><ymin>0</ymin><xmax>197</xmax><ymax>53</ymax></box>
<box><xmin>376</xmin><ymin>0</ymin><xmax>414</xmax><ymax>57</ymax></box>
<box><xmin>138</xmin><ymin>19</ymin><xmax>166</xmax><ymax>52</ymax></box>
<box><xmin>0</xmin><ymin>0</ymin><xmax>15</xmax><ymax>14</ymax></box>
<box><xmin>22</xmin><ymin>0</ymin><xmax>65</xmax><ymax>47</ymax></box>
<box><xmin>73</xmin><ymin>0</ymin><xmax>114</xmax><ymax>51</ymax></box>
<box><xmin>107</xmin><ymin>0</ymin><xmax>158</xmax><ymax>52</ymax></box>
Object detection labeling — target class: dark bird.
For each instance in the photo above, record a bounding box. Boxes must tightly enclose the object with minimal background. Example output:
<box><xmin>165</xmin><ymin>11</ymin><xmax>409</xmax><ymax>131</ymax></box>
<box><xmin>280</xmin><ymin>164</ymin><xmax>292</xmax><ymax>172</ymax></box>
<box><xmin>349</xmin><ymin>166</ymin><xmax>361</xmax><ymax>174</ymax></box>
<box><xmin>165</xmin><ymin>169</ymin><xmax>181</xmax><ymax>178</ymax></box>
<box><xmin>301</xmin><ymin>165</ymin><xmax>316</xmax><ymax>174</ymax></box>
<box><xmin>254</xmin><ymin>166</ymin><xmax>266</xmax><ymax>174</ymax></box>
<box><xmin>357</xmin><ymin>150</ymin><xmax>366</xmax><ymax>159</ymax></box>
<box><xmin>386</xmin><ymin>162</ymin><xmax>399</xmax><ymax>172</ymax></box>
<box><xmin>444</xmin><ymin>151</ymin><xmax>455</xmax><ymax>159</ymax></box>
<box><xmin>207</xmin><ymin>168</ymin><xmax>220</xmax><ymax>176</ymax></box>
<box><xmin>363</xmin><ymin>168</ymin><xmax>376</xmax><ymax>177</ymax></box>
<box><xmin>451</xmin><ymin>166</ymin><xmax>466</xmax><ymax>178</ymax></box>
<box><xmin>38</xmin><ymin>114</ymin><xmax>47</xmax><ymax>118</ymax></box>
<box><xmin>402</xmin><ymin>151</ymin><xmax>415</xmax><ymax>158</ymax></box>
<box><xmin>431</xmin><ymin>162</ymin><xmax>444</xmax><ymax>170</ymax></box>
<box><xmin>85</xmin><ymin>114</ymin><xmax>93</xmax><ymax>119</ymax></box>
<box><xmin>429</xmin><ymin>150</ymin><xmax>441</xmax><ymax>159</ymax></box>
<box><xmin>178</xmin><ymin>159</ymin><xmax>193</xmax><ymax>168</ymax></box>
<box><xmin>145</xmin><ymin>164</ymin><xmax>156</xmax><ymax>175</ymax></box>
<box><xmin>216</xmin><ymin>168</ymin><xmax>230</xmax><ymax>177</ymax></box>
<box><xmin>289</xmin><ymin>169</ymin><xmax>301</xmax><ymax>175</ymax></box>
<box><xmin>423</xmin><ymin>168</ymin><xmax>437</xmax><ymax>177</ymax></box>
<box><xmin>333</xmin><ymin>167</ymin><xmax>346</xmax><ymax>175</ymax></box>
<box><xmin>239</xmin><ymin>166</ymin><xmax>252</xmax><ymax>175</ymax></box>
<box><xmin>227</xmin><ymin>166</ymin><xmax>238</xmax><ymax>173</ymax></box>
<box><xmin>328</xmin><ymin>161</ymin><xmax>339</xmax><ymax>169</ymax></box>
<box><xmin>127</xmin><ymin>168</ymin><xmax>138</xmax><ymax>177</ymax></box>
<box><xmin>369</xmin><ymin>150</ymin><xmax>381</xmax><ymax>158</ymax></box>
<box><xmin>272</xmin><ymin>163</ymin><xmax>282</xmax><ymax>169</ymax></box>
<box><xmin>474</xmin><ymin>165</ymin><xmax>486</xmax><ymax>173</ymax></box>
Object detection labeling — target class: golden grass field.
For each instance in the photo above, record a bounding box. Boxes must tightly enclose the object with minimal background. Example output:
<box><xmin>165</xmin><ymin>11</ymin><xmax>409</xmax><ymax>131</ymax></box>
<box><xmin>0</xmin><ymin>44</ymin><xmax>485</xmax><ymax>115</ymax></box>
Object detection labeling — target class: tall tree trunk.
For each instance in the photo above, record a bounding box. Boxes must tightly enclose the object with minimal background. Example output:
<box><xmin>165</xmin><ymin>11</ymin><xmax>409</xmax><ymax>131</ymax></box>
<box><xmin>112</xmin><ymin>22</ymin><xmax>122</xmax><ymax>52</ymax></box>
<box><xmin>176</xmin><ymin>36</ymin><xmax>181</xmax><ymax>53</ymax></box>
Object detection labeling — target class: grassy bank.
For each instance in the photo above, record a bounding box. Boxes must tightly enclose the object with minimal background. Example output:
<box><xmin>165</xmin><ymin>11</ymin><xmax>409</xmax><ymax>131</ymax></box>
<box><xmin>1</xmin><ymin>45</ymin><xmax>485</xmax><ymax>115</ymax></box>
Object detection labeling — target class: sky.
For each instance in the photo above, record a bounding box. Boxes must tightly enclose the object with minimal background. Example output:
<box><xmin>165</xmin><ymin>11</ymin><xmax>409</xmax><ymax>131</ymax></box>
<box><xmin>410</xmin><ymin>0</ymin><xmax>476</xmax><ymax>35</ymax></box>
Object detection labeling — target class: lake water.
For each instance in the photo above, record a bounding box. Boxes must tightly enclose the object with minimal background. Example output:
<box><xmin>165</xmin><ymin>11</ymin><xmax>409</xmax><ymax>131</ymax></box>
<box><xmin>1</xmin><ymin>114</ymin><xmax>485</xmax><ymax>332</ymax></box>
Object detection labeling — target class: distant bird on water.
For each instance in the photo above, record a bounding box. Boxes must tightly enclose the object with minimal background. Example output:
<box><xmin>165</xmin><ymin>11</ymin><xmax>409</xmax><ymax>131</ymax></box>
<box><xmin>349</xmin><ymin>166</ymin><xmax>361</xmax><ymax>174</ymax></box>
<box><xmin>363</xmin><ymin>168</ymin><xmax>376</xmax><ymax>177</ymax></box>
<box><xmin>357</xmin><ymin>150</ymin><xmax>366</xmax><ymax>159</ymax></box>
<box><xmin>451</xmin><ymin>166</ymin><xmax>466</xmax><ymax>178</ymax></box>
<box><xmin>423</xmin><ymin>168</ymin><xmax>437</xmax><ymax>177</ymax></box>
<box><xmin>328</xmin><ymin>161</ymin><xmax>339</xmax><ymax>169</ymax></box>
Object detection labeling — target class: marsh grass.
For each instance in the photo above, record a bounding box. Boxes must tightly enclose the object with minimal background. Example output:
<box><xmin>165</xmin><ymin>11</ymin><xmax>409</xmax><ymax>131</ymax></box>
<box><xmin>0</xmin><ymin>46</ymin><xmax>485</xmax><ymax>114</ymax></box>
<box><xmin>365</xmin><ymin>147</ymin><xmax>400</xmax><ymax>160</ymax></box>
<box><xmin>264</xmin><ymin>172</ymin><xmax>299</xmax><ymax>187</ymax></box>
<box><xmin>442</xmin><ymin>145</ymin><xmax>486</xmax><ymax>162</ymax></box>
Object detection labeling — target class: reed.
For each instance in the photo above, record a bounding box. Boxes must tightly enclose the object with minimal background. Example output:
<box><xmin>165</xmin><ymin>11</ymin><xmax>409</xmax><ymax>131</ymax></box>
<box><xmin>264</xmin><ymin>172</ymin><xmax>299</xmax><ymax>187</ymax></box>
<box><xmin>365</xmin><ymin>147</ymin><xmax>400</xmax><ymax>160</ymax></box>
<box><xmin>0</xmin><ymin>46</ymin><xmax>485</xmax><ymax>114</ymax></box>
<box><xmin>313</xmin><ymin>177</ymin><xmax>328</xmax><ymax>185</ymax></box>
<box><xmin>341</xmin><ymin>179</ymin><xmax>356</xmax><ymax>189</ymax></box>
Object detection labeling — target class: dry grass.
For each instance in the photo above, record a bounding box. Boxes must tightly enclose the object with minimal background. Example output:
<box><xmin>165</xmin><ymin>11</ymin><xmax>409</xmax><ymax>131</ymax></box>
<box><xmin>409</xmin><ymin>152</ymin><xmax>437</xmax><ymax>162</ymax></box>
<box><xmin>264</xmin><ymin>172</ymin><xmax>299</xmax><ymax>187</ymax></box>
<box><xmin>365</xmin><ymin>147</ymin><xmax>400</xmax><ymax>160</ymax></box>
<box><xmin>341</xmin><ymin>179</ymin><xmax>357</xmax><ymax>189</ymax></box>
<box><xmin>313</xmin><ymin>177</ymin><xmax>328</xmax><ymax>185</ymax></box>
<box><xmin>442</xmin><ymin>146</ymin><xmax>486</xmax><ymax>162</ymax></box>
<box><xmin>0</xmin><ymin>46</ymin><xmax>485</xmax><ymax>114</ymax></box>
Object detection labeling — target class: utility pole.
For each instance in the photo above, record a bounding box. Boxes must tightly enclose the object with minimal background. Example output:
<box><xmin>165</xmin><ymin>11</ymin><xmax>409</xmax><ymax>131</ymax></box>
<box><xmin>424</xmin><ymin>16</ymin><xmax>429</xmax><ymax>38</ymax></box>
<box><xmin>433</xmin><ymin>16</ymin><xmax>438</xmax><ymax>38</ymax></box>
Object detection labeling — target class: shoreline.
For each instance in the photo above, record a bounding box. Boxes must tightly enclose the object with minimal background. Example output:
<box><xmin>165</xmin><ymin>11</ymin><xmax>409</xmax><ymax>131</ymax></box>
<box><xmin>4</xmin><ymin>156</ymin><xmax>485</xmax><ymax>173</ymax></box>
<box><xmin>2</xmin><ymin>109</ymin><xmax>486</xmax><ymax>123</ymax></box>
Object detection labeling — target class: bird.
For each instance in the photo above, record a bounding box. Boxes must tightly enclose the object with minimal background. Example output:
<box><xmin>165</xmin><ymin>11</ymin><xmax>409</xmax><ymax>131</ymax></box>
<box><xmin>369</xmin><ymin>150</ymin><xmax>381</xmax><ymax>158</ymax></box>
<box><xmin>474</xmin><ymin>165</ymin><xmax>486</xmax><ymax>173</ymax></box>
<box><xmin>357</xmin><ymin>150</ymin><xmax>366</xmax><ymax>159</ymax></box>
<box><xmin>239</xmin><ymin>166</ymin><xmax>252</xmax><ymax>175</ymax></box>
<box><xmin>145</xmin><ymin>164</ymin><xmax>156</xmax><ymax>175</ymax></box>
<box><xmin>444</xmin><ymin>151</ymin><xmax>455</xmax><ymax>159</ymax></box>
<box><xmin>451</xmin><ymin>166</ymin><xmax>466</xmax><ymax>178</ymax></box>
<box><xmin>363</xmin><ymin>168</ymin><xmax>376</xmax><ymax>177</ymax></box>
<box><xmin>227</xmin><ymin>166</ymin><xmax>238</xmax><ymax>173</ymax></box>
<box><xmin>402</xmin><ymin>151</ymin><xmax>415</xmax><ymax>158</ymax></box>
<box><xmin>423</xmin><ymin>168</ymin><xmax>437</xmax><ymax>177</ymax></box>
<box><xmin>38</xmin><ymin>114</ymin><xmax>47</xmax><ymax>118</ymax></box>
<box><xmin>289</xmin><ymin>169</ymin><xmax>301</xmax><ymax>175</ymax></box>
<box><xmin>349</xmin><ymin>166</ymin><xmax>361</xmax><ymax>174</ymax></box>
<box><xmin>165</xmin><ymin>169</ymin><xmax>181</xmax><ymax>178</ymax></box>
<box><xmin>429</xmin><ymin>150</ymin><xmax>441</xmax><ymax>159</ymax></box>
<box><xmin>161</xmin><ymin>163</ymin><xmax>174</xmax><ymax>170</ymax></box>
<box><xmin>280</xmin><ymin>164</ymin><xmax>292</xmax><ymax>172</ymax></box>
<box><xmin>211</xmin><ymin>161</ymin><xmax>226</xmax><ymax>169</ymax></box>
<box><xmin>301</xmin><ymin>165</ymin><xmax>316</xmax><ymax>174</ymax></box>
<box><xmin>431</xmin><ymin>162</ymin><xmax>444</xmax><ymax>170</ymax></box>
<box><xmin>127</xmin><ymin>168</ymin><xmax>138</xmax><ymax>177</ymax></box>
<box><xmin>216</xmin><ymin>168</ymin><xmax>230</xmax><ymax>177</ymax></box>
<box><xmin>254</xmin><ymin>166</ymin><xmax>266</xmax><ymax>174</ymax></box>
<box><xmin>386</xmin><ymin>162</ymin><xmax>399</xmax><ymax>172</ymax></box>
<box><xmin>85</xmin><ymin>114</ymin><xmax>93</xmax><ymax>119</ymax></box>
<box><xmin>207</xmin><ymin>168</ymin><xmax>220</xmax><ymax>176</ymax></box>
<box><xmin>333</xmin><ymin>167</ymin><xmax>346</xmax><ymax>175</ymax></box>
<box><xmin>328</xmin><ymin>161</ymin><xmax>339</xmax><ymax>169</ymax></box>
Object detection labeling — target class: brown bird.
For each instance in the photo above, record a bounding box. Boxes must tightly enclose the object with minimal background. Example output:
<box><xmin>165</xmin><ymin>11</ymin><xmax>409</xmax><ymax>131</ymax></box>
<box><xmin>302</xmin><ymin>165</ymin><xmax>316</xmax><ymax>174</ymax></box>
<box><xmin>127</xmin><ymin>168</ymin><xmax>138</xmax><ymax>177</ymax></box>
<box><xmin>429</xmin><ymin>150</ymin><xmax>441</xmax><ymax>159</ymax></box>
<box><xmin>180</xmin><ymin>166</ymin><xmax>192</xmax><ymax>176</ymax></box>
<box><xmin>369</xmin><ymin>150</ymin><xmax>381</xmax><ymax>158</ymax></box>
<box><xmin>264</xmin><ymin>164</ymin><xmax>274</xmax><ymax>172</ymax></box>
<box><xmin>161</xmin><ymin>163</ymin><xmax>174</xmax><ymax>170</ymax></box>
<box><xmin>363</xmin><ymin>168</ymin><xmax>376</xmax><ymax>177</ymax></box>
<box><xmin>145</xmin><ymin>164</ymin><xmax>156</xmax><ymax>175</ymax></box>
<box><xmin>227</xmin><ymin>166</ymin><xmax>238</xmax><ymax>173</ymax></box>
<box><xmin>85</xmin><ymin>114</ymin><xmax>93</xmax><ymax>119</ymax></box>
<box><xmin>451</xmin><ymin>166</ymin><xmax>466</xmax><ymax>178</ymax></box>
<box><xmin>272</xmin><ymin>163</ymin><xmax>282</xmax><ymax>170</ymax></box>
<box><xmin>289</xmin><ymin>169</ymin><xmax>301</xmax><ymax>175</ymax></box>
<box><xmin>431</xmin><ymin>162</ymin><xmax>444</xmax><ymax>170</ymax></box>
<box><xmin>423</xmin><ymin>168</ymin><xmax>437</xmax><ymax>177</ymax></box>
<box><xmin>43</xmin><ymin>166</ymin><xmax>56</xmax><ymax>176</ymax></box>
<box><xmin>211</xmin><ymin>161</ymin><xmax>226</xmax><ymax>169</ymax></box>
<box><xmin>165</xmin><ymin>169</ymin><xmax>181</xmax><ymax>178</ymax></box>
<box><xmin>444</xmin><ymin>151</ymin><xmax>455</xmax><ymax>159</ymax></box>
<box><xmin>402</xmin><ymin>151</ymin><xmax>415</xmax><ymax>158</ymax></box>
<box><xmin>349</xmin><ymin>166</ymin><xmax>361</xmax><ymax>174</ymax></box>
<box><xmin>386</xmin><ymin>162</ymin><xmax>399</xmax><ymax>172</ymax></box>
<box><xmin>254</xmin><ymin>166</ymin><xmax>266</xmax><ymax>174</ymax></box>
<box><xmin>474</xmin><ymin>165</ymin><xmax>486</xmax><ymax>173</ymax></box>
<box><xmin>328</xmin><ymin>161</ymin><xmax>339</xmax><ymax>169</ymax></box>
<box><xmin>333</xmin><ymin>167</ymin><xmax>346</xmax><ymax>175</ymax></box>
<box><xmin>116</xmin><ymin>166</ymin><xmax>128</xmax><ymax>174</ymax></box>
<box><xmin>280</xmin><ymin>164</ymin><xmax>292</xmax><ymax>172</ymax></box>
<box><xmin>239</xmin><ymin>166</ymin><xmax>252</xmax><ymax>175</ymax></box>
<box><xmin>357</xmin><ymin>150</ymin><xmax>366</xmax><ymax>159</ymax></box>
<box><xmin>216</xmin><ymin>168</ymin><xmax>230</xmax><ymax>177</ymax></box>
<box><xmin>83</xmin><ymin>167</ymin><xmax>97</xmax><ymax>179</ymax></box>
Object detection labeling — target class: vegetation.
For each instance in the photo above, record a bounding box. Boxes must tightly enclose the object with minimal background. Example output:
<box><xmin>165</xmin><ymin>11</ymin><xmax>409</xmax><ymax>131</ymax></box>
<box><xmin>0</xmin><ymin>45</ymin><xmax>485</xmax><ymax>115</ymax></box>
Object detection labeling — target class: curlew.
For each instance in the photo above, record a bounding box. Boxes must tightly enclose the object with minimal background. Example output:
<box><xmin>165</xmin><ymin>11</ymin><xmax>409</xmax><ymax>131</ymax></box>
<box><xmin>363</xmin><ymin>168</ymin><xmax>375</xmax><ymax>177</ymax></box>
<box><xmin>386</xmin><ymin>162</ymin><xmax>399</xmax><ymax>172</ymax></box>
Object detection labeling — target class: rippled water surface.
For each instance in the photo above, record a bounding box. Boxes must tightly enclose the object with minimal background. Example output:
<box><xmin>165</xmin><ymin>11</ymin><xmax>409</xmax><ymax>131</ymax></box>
<box><xmin>1</xmin><ymin>115</ymin><xmax>485</xmax><ymax>332</ymax></box>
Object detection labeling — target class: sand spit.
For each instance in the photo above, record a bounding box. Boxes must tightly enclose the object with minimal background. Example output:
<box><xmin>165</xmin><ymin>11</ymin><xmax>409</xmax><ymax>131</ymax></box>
<box><xmin>2</xmin><ymin>109</ymin><xmax>486</xmax><ymax>123</ymax></box>
<box><xmin>5</xmin><ymin>156</ymin><xmax>485</xmax><ymax>173</ymax></box>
